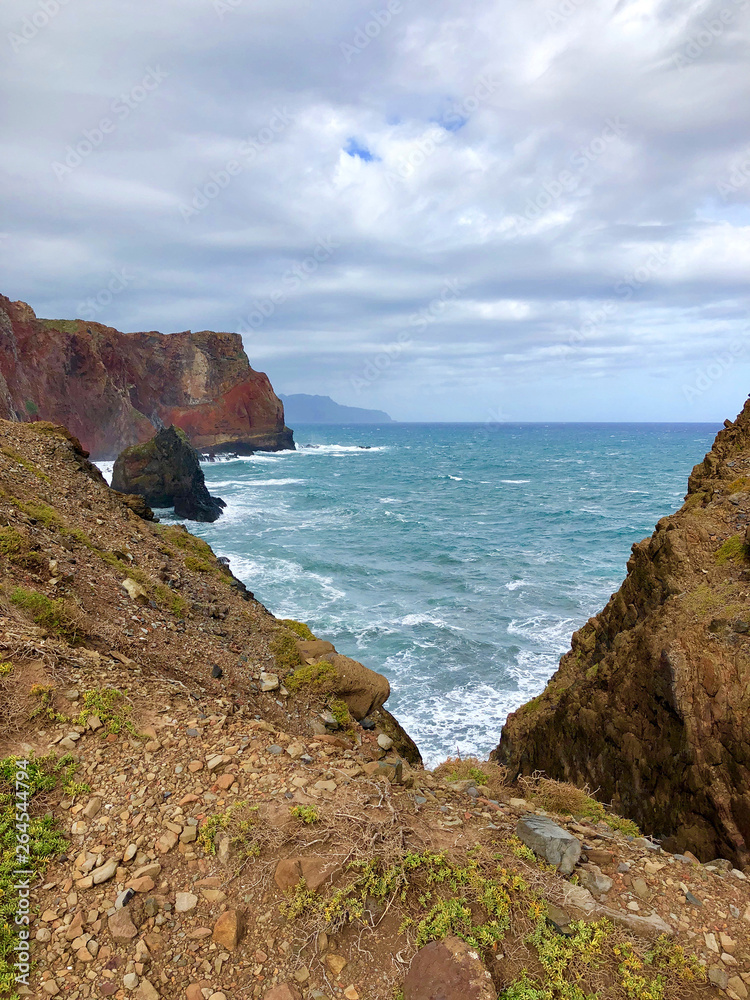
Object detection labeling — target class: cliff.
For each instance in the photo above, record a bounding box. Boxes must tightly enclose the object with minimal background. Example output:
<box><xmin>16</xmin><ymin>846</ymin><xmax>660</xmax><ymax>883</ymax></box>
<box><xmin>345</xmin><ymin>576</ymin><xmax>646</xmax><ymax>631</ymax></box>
<box><xmin>497</xmin><ymin>399</ymin><xmax>750</xmax><ymax>867</ymax></box>
<box><xmin>0</xmin><ymin>294</ymin><xmax>293</xmax><ymax>459</ymax></box>
<box><xmin>0</xmin><ymin>420</ymin><xmax>743</xmax><ymax>1000</ymax></box>
<box><xmin>279</xmin><ymin>393</ymin><xmax>393</xmax><ymax>424</ymax></box>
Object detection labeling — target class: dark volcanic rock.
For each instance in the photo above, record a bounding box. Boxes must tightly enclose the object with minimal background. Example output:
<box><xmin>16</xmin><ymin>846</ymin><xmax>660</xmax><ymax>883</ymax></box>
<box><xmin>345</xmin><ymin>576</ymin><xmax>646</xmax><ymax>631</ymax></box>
<box><xmin>112</xmin><ymin>426</ymin><xmax>226</xmax><ymax>522</ymax></box>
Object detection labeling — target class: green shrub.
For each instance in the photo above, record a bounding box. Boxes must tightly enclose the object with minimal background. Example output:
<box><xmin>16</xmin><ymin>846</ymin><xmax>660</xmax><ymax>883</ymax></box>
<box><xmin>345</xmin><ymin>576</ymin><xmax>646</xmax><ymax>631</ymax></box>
<box><xmin>75</xmin><ymin>688</ymin><xmax>135</xmax><ymax>735</ymax></box>
<box><xmin>285</xmin><ymin>660</ymin><xmax>337</xmax><ymax>693</ymax></box>
<box><xmin>280</xmin><ymin>619</ymin><xmax>315</xmax><ymax>640</ymax></box>
<box><xmin>9</xmin><ymin>588</ymin><xmax>82</xmax><ymax>643</ymax></box>
<box><xmin>716</xmin><ymin>535</ymin><xmax>748</xmax><ymax>564</ymax></box>
<box><xmin>270</xmin><ymin>631</ymin><xmax>302</xmax><ymax>672</ymax></box>
<box><xmin>0</xmin><ymin>755</ymin><xmax>69</xmax><ymax>998</ymax></box>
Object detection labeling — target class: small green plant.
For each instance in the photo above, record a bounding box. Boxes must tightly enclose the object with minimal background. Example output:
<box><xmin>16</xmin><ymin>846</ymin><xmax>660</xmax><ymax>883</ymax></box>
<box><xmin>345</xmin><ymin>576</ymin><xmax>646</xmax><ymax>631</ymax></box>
<box><xmin>518</xmin><ymin>775</ymin><xmax>640</xmax><ymax>835</ymax></box>
<box><xmin>75</xmin><ymin>688</ymin><xmax>135</xmax><ymax>735</ymax></box>
<box><xmin>280</xmin><ymin>878</ymin><xmax>319</xmax><ymax>920</ymax></box>
<box><xmin>716</xmin><ymin>534</ymin><xmax>748</xmax><ymax>564</ymax></box>
<box><xmin>184</xmin><ymin>555</ymin><xmax>215</xmax><ymax>574</ymax></box>
<box><xmin>0</xmin><ymin>447</ymin><xmax>49</xmax><ymax>483</ymax></box>
<box><xmin>290</xmin><ymin>805</ymin><xmax>319</xmax><ymax>824</ymax></box>
<box><xmin>0</xmin><ymin>663</ymin><xmax>12</xmax><ymax>677</ymax></box>
<box><xmin>198</xmin><ymin>802</ymin><xmax>258</xmax><ymax>856</ymax></box>
<box><xmin>9</xmin><ymin>588</ymin><xmax>82</xmax><ymax>643</ymax></box>
<box><xmin>270</xmin><ymin>631</ymin><xmax>302</xmax><ymax>672</ymax></box>
<box><xmin>198</xmin><ymin>811</ymin><xmax>232</xmax><ymax>855</ymax></box>
<box><xmin>329</xmin><ymin>698</ymin><xmax>352</xmax><ymax>728</ymax></box>
<box><xmin>285</xmin><ymin>660</ymin><xmax>337</xmax><ymax>693</ymax></box>
<box><xmin>280</xmin><ymin>619</ymin><xmax>315</xmax><ymax>640</ymax></box>
<box><xmin>63</xmin><ymin>780</ymin><xmax>91</xmax><ymax>799</ymax></box>
<box><xmin>0</xmin><ymin>527</ymin><xmax>25</xmax><ymax>558</ymax></box>
<box><xmin>24</xmin><ymin>400</ymin><xmax>38</xmax><ymax>417</ymax></box>
<box><xmin>727</xmin><ymin>476</ymin><xmax>750</xmax><ymax>494</ymax></box>
<box><xmin>8</xmin><ymin>498</ymin><xmax>63</xmax><ymax>531</ymax></box>
<box><xmin>0</xmin><ymin>755</ymin><xmax>69</xmax><ymax>998</ymax></box>
<box><xmin>505</xmin><ymin>836</ymin><xmax>540</xmax><ymax>864</ymax></box>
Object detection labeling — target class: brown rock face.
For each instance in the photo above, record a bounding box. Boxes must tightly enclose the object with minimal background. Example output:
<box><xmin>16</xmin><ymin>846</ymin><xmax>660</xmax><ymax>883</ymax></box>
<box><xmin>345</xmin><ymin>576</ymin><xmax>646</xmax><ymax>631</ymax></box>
<box><xmin>404</xmin><ymin>936</ymin><xmax>496</xmax><ymax>1000</ymax></box>
<box><xmin>497</xmin><ymin>399</ymin><xmax>750</xmax><ymax>867</ymax></box>
<box><xmin>0</xmin><ymin>294</ymin><xmax>294</xmax><ymax>459</ymax></box>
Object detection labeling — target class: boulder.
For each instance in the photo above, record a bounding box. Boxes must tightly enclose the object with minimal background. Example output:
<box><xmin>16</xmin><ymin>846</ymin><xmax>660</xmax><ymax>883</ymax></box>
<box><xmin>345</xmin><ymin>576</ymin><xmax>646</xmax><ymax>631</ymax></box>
<box><xmin>319</xmin><ymin>653</ymin><xmax>390</xmax><ymax>720</ymax></box>
<box><xmin>369</xmin><ymin>706</ymin><xmax>423</xmax><ymax>766</ymax></box>
<box><xmin>112</xmin><ymin>426</ymin><xmax>226</xmax><ymax>522</ymax></box>
<box><xmin>516</xmin><ymin>815</ymin><xmax>582</xmax><ymax>875</ymax></box>
<box><xmin>274</xmin><ymin>857</ymin><xmax>340</xmax><ymax>892</ymax></box>
<box><xmin>404</xmin><ymin>936</ymin><xmax>496</xmax><ymax>1000</ymax></box>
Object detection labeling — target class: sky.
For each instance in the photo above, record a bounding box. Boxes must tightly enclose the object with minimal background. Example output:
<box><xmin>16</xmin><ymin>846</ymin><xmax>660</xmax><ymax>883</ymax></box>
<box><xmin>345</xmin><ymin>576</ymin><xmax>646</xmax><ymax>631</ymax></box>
<box><xmin>1</xmin><ymin>0</ymin><xmax>749</xmax><ymax>423</ymax></box>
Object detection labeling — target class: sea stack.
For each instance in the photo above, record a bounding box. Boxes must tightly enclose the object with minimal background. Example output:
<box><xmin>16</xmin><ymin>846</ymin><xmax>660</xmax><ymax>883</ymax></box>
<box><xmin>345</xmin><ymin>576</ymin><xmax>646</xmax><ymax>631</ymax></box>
<box><xmin>112</xmin><ymin>425</ymin><xmax>226</xmax><ymax>522</ymax></box>
<box><xmin>496</xmin><ymin>399</ymin><xmax>750</xmax><ymax>868</ymax></box>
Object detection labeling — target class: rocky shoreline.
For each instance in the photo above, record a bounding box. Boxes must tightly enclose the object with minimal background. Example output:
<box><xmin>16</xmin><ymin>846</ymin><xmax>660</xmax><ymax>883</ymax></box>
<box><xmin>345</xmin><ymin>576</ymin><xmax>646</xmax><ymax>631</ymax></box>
<box><xmin>497</xmin><ymin>399</ymin><xmax>750</xmax><ymax>869</ymax></box>
<box><xmin>0</xmin><ymin>418</ymin><xmax>748</xmax><ymax>999</ymax></box>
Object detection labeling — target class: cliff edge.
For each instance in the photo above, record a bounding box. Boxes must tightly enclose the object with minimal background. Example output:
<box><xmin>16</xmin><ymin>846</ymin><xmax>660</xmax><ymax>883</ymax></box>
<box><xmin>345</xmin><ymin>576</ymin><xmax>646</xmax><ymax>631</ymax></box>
<box><xmin>0</xmin><ymin>294</ymin><xmax>294</xmax><ymax>459</ymax></box>
<box><xmin>497</xmin><ymin>399</ymin><xmax>750</xmax><ymax>867</ymax></box>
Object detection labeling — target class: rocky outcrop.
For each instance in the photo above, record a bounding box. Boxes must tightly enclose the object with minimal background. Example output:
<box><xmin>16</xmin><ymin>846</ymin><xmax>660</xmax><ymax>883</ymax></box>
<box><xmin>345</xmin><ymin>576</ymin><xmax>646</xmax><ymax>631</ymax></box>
<box><xmin>0</xmin><ymin>294</ymin><xmax>294</xmax><ymax>459</ymax></box>
<box><xmin>112</xmin><ymin>426</ymin><xmax>226</xmax><ymax>522</ymax></box>
<box><xmin>496</xmin><ymin>399</ymin><xmax>750</xmax><ymax>867</ymax></box>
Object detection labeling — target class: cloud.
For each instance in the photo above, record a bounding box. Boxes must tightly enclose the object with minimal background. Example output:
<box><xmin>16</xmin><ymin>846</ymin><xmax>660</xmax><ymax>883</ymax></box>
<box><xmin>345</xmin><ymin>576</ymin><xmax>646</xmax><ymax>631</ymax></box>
<box><xmin>0</xmin><ymin>0</ymin><xmax>748</xmax><ymax>421</ymax></box>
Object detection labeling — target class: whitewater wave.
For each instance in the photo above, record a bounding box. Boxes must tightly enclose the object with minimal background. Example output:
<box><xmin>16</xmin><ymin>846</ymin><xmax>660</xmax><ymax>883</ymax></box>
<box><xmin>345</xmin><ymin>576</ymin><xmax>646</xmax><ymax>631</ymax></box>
<box><xmin>507</xmin><ymin>615</ymin><xmax>576</xmax><ymax>650</ymax></box>
<box><xmin>500</xmin><ymin>479</ymin><xmax>531</xmax><ymax>484</ymax></box>
<box><xmin>297</xmin><ymin>444</ymin><xmax>388</xmax><ymax>455</ymax></box>
<box><xmin>96</xmin><ymin>461</ymin><xmax>114</xmax><ymax>484</ymax></box>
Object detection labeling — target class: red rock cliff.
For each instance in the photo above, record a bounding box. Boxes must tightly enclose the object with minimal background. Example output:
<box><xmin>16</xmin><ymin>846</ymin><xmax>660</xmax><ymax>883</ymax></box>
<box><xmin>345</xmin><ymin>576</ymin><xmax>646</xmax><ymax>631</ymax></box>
<box><xmin>497</xmin><ymin>400</ymin><xmax>750</xmax><ymax>867</ymax></box>
<box><xmin>0</xmin><ymin>294</ymin><xmax>294</xmax><ymax>459</ymax></box>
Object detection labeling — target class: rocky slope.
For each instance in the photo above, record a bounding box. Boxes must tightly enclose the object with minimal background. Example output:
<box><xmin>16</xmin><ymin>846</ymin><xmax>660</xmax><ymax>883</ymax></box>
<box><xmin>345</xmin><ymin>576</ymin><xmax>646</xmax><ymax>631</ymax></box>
<box><xmin>0</xmin><ymin>419</ymin><xmax>746</xmax><ymax>1000</ymax></box>
<box><xmin>497</xmin><ymin>399</ymin><xmax>750</xmax><ymax>869</ymax></box>
<box><xmin>0</xmin><ymin>295</ymin><xmax>293</xmax><ymax>459</ymax></box>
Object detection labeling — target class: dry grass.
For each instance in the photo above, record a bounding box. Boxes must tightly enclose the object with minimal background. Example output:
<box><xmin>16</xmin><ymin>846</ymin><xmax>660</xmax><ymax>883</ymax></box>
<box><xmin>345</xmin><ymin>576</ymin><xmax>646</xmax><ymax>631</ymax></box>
<box><xmin>433</xmin><ymin>756</ymin><xmax>509</xmax><ymax>799</ymax></box>
<box><xmin>517</xmin><ymin>773</ymin><xmax>641</xmax><ymax>836</ymax></box>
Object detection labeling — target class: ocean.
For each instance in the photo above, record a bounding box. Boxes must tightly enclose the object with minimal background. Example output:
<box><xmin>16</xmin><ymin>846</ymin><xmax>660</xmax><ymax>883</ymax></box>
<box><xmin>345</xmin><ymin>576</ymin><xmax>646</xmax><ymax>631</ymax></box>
<box><xmin>100</xmin><ymin>422</ymin><xmax>719</xmax><ymax>766</ymax></box>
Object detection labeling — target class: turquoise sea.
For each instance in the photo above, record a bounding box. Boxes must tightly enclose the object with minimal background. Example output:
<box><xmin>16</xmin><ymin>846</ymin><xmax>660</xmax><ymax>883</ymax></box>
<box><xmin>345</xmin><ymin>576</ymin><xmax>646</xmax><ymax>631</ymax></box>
<box><xmin>103</xmin><ymin>422</ymin><xmax>719</xmax><ymax>765</ymax></box>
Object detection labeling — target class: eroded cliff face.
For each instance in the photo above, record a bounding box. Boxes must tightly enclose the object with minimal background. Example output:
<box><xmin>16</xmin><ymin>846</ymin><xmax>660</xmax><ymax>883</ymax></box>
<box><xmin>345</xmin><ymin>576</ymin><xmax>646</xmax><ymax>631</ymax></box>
<box><xmin>497</xmin><ymin>400</ymin><xmax>750</xmax><ymax>867</ymax></box>
<box><xmin>0</xmin><ymin>294</ymin><xmax>293</xmax><ymax>459</ymax></box>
